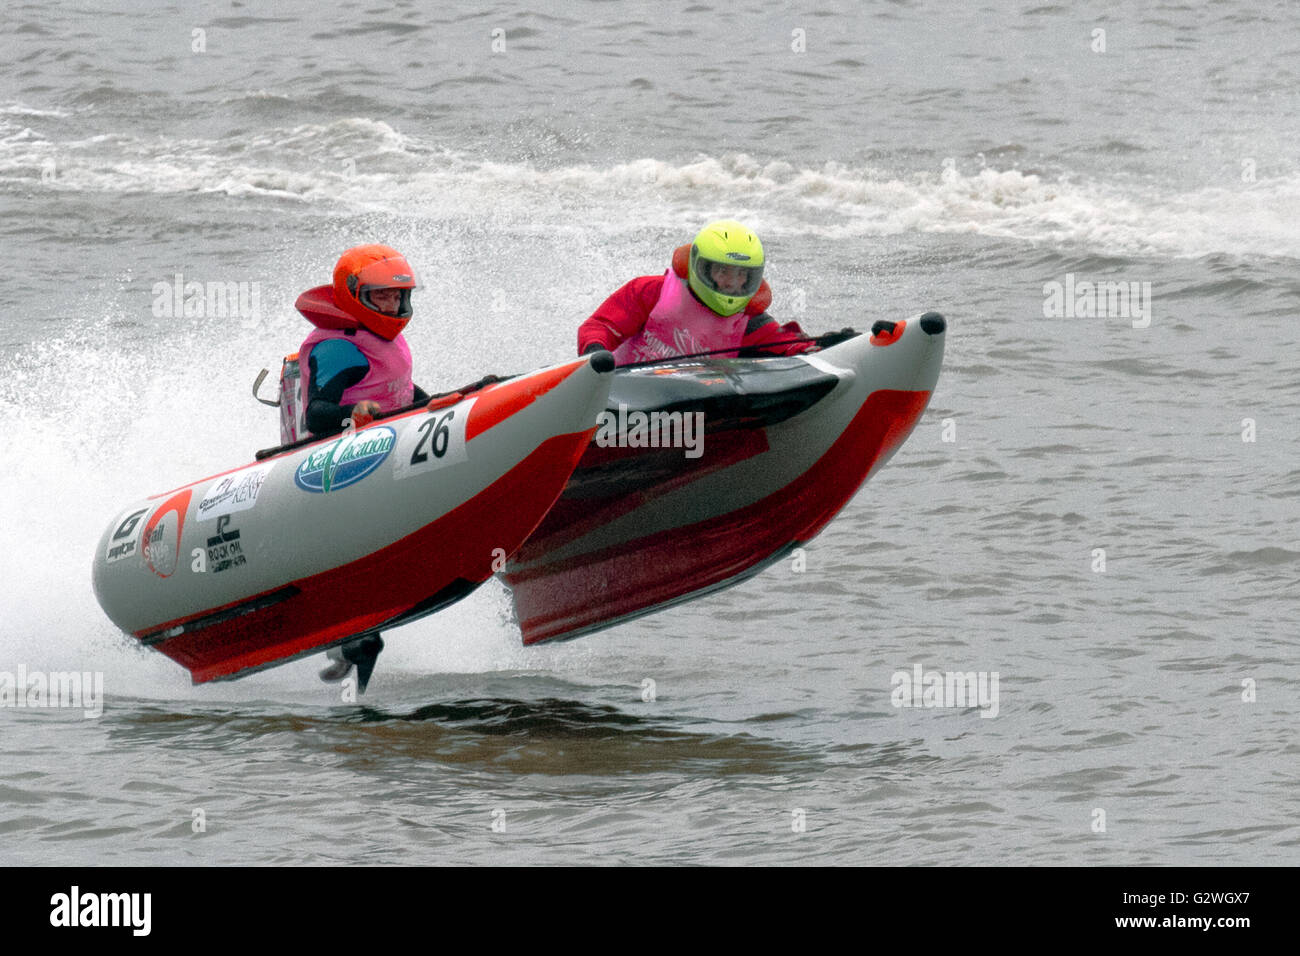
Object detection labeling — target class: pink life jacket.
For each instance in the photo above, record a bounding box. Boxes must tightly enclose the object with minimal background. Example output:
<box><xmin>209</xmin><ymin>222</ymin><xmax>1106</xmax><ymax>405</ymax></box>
<box><xmin>298</xmin><ymin>327</ymin><xmax>414</xmax><ymax>431</ymax></box>
<box><xmin>612</xmin><ymin>270</ymin><xmax>749</xmax><ymax>364</ymax></box>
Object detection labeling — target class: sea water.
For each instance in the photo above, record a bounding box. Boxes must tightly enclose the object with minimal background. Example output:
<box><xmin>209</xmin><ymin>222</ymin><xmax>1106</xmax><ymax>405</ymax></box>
<box><xmin>0</xmin><ymin>0</ymin><xmax>1296</xmax><ymax>865</ymax></box>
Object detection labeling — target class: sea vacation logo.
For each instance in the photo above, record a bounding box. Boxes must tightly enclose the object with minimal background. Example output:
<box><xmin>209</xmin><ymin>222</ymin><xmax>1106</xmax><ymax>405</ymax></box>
<box><xmin>594</xmin><ymin>404</ymin><xmax>705</xmax><ymax>459</ymax></box>
<box><xmin>294</xmin><ymin>426</ymin><xmax>396</xmax><ymax>493</ymax></box>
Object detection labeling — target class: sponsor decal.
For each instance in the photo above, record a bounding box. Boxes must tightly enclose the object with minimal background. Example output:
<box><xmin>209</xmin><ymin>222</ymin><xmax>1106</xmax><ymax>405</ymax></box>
<box><xmin>142</xmin><ymin>489</ymin><xmax>192</xmax><ymax>578</ymax></box>
<box><xmin>724</xmin><ymin>251</ymin><xmax>751</xmax><ymax>261</ymax></box>
<box><xmin>205</xmin><ymin>515</ymin><xmax>246</xmax><ymax>573</ymax></box>
<box><xmin>196</xmin><ymin>462</ymin><xmax>274</xmax><ymax>521</ymax></box>
<box><xmin>105</xmin><ymin>507</ymin><xmax>150</xmax><ymax>563</ymax></box>
<box><xmin>295</xmin><ymin>426</ymin><xmax>396</xmax><ymax>493</ymax></box>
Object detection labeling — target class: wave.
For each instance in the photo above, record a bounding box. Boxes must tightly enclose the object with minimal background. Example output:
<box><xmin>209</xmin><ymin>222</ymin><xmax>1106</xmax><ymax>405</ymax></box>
<box><xmin>2</xmin><ymin>115</ymin><xmax>1297</xmax><ymax>259</ymax></box>
<box><xmin>0</xmin><ymin>104</ymin><xmax>71</xmax><ymax>118</ymax></box>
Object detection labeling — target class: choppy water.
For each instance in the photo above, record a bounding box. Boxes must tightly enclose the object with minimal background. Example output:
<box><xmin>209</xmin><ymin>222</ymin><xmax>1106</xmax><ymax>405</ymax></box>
<box><xmin>1</xmin><ymin>0</ymin><xmax>1297</xmax><ymax>865</ymax></box>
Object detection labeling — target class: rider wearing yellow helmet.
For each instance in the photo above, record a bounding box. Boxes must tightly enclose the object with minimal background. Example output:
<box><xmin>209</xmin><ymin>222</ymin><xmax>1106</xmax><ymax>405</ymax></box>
<box><xmin>578</xmin><ymin>220</ymin><xmax>813</xmax><ymax>363</ymax></box>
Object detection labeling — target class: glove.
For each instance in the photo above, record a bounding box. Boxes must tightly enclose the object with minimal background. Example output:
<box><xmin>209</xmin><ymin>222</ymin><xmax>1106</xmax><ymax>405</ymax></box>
<box><xmin>817</xmin><ymin>328</ymin><xmax>858</xmax><ymax>349</ymax></box>
<box><xmin>345</xmin><ymin>400</ymin><xmax>381</xmax><ymax>430</ymax></box>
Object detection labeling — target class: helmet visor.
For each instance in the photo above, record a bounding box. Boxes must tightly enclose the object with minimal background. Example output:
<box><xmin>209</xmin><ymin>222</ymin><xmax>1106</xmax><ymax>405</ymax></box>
<box><xmin>358</xmin><ymin>285</ymin><xmax>413</xmax><ymax>318</ymax></box>
<box><xmin>354</xmin><ymin>258</ymin><xmax>416</xmax><ymax>318</ymax></box>
<box><xmin>692</xmin><ymin>256</ymin><xmax>763</xmax><ymax>299</ymax></box>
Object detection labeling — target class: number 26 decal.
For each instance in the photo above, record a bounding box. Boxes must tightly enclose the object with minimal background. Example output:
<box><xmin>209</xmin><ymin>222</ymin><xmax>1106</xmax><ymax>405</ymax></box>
<box><xmin>394</xmin><ymin>403</ymin><xmax>471</xmax><ymax>480</ymax></box>
<box><xmin>410</xmin><ymin>410</ymin><xmax>454</xmax><ymax>465</ymax></box>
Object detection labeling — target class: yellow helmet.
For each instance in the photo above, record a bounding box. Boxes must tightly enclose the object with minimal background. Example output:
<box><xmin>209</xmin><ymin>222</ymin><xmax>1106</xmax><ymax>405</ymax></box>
<box><xmin>687</xmin><ymin>220</ymin><xmax>765</xmax><ymax>316</ymax></box>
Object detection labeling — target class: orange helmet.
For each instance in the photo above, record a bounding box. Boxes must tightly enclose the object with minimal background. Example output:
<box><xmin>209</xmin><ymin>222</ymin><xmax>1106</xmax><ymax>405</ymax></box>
<box><xmin>331</xmin><ymin>244</ymin><xmax>417</xmax><ymax>340</ymax></box>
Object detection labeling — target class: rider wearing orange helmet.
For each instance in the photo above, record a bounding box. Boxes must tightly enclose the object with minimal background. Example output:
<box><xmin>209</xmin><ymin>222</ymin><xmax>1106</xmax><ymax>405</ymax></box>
<box><xmin>296</xmin><ymin>244</ymin><xmax>431</xmax><ymax>437</ymax></box>
<box><xmin>293</xmin><ymin>245</ymin><xmax>432</xmax><ymax>689</ymax></box>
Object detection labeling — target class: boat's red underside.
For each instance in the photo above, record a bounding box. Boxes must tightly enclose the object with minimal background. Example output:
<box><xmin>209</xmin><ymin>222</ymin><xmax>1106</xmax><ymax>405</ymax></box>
<box><xmin>505</xmin><ymin>389</ymin><xmax>932</xmax><ymax>645</ymax></box>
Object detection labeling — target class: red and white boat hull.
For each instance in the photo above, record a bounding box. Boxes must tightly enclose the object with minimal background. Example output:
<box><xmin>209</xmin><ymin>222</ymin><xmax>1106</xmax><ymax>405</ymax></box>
<box><xmin>92</xmin><ymin>355</ymin><xmax>614</xmax><ymax>682</ymax></box>
<box><xmin>502</xmin><ymin>315</ymin><xmax>946</xmax><ymax>644</ymax></box>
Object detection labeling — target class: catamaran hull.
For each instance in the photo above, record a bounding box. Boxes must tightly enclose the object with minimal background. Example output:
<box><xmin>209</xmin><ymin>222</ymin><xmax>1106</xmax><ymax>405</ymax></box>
<box><xmin>93</xmin><ymin>355</ymin><xmax>614</xmax><ymax>682</ymax></box>
<box><xmin>502</xmin><ymin>315</ymin><xmax>946</xmax><ymax>644</ymax></box>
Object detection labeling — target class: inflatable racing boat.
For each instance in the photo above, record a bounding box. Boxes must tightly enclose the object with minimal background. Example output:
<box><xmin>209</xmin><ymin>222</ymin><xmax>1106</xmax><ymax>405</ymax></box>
<box><xmin>92</xmin><ymin>353</ymin><xmax>615</xmax><ymax>684</ymax></box>
<box><xmin>500</xmin><ymin>313</ymin><xmax>946</xmax><ymax>643</ymax></box>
